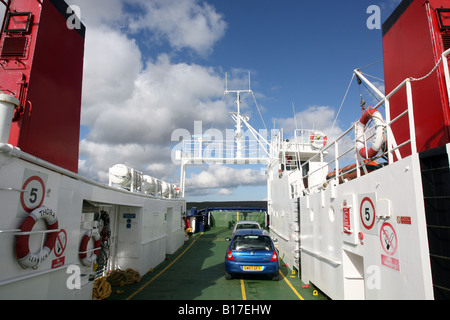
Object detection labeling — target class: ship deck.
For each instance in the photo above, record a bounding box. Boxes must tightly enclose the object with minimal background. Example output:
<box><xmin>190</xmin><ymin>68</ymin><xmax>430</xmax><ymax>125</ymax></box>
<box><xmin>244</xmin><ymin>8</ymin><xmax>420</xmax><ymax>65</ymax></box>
<box><xmin>105</xmin><ymin>227</ymin><xmax>328</xmax><ymax>301</ymax></box>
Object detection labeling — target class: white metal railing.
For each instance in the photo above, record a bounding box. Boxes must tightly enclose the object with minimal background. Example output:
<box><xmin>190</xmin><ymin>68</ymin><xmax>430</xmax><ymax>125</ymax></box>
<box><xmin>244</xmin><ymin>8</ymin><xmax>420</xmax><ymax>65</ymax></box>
<box><xmin>181</xmin><ymin>139</ymin><xmax>269</xmax><ymax>161</ymax></box>
<box><xmin>294</xmin><ymin>129</ymin><xmax>327</xmax><ymax>147</ymax></box>
<box><xmin>295</xmin><ymin>48</ymin><xmax>450</xmax><ymax>194</ymax></box>
<box><xmin>108</xmin><ymin>164</ymin><xmax>181</xmax><ymax>198</ymax></box>
<box><xmin>0</xmin><ymin>228</ymin><xmax>61</xmax><ymax>271</ymax></box>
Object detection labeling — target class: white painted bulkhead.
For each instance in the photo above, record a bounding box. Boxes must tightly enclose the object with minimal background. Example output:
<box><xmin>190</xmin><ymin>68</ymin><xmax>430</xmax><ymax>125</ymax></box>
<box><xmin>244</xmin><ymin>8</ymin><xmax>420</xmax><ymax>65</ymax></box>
<box><xmin>267</xmin><ymin>165</ymin><xmax>299</xmax><ymax>271</ymax></box>
<box><xmin>0</xmin><ymin>151</ymin><xmax>186</xmax><ymax>300</ymax></box>
<box><xmin>288</xmin><ymin>153</ymin><xmax>433</xmax><ymax>300</ymax></box>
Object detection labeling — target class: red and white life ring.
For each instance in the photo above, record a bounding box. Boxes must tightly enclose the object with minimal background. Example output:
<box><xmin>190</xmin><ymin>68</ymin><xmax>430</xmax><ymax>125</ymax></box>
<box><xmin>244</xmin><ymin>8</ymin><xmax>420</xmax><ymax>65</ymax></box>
<box><xmin>310</xmin><ymin>132</ymin><xmax>327</xmax><ymax>149</ymax></box>
<box><xmin>16</xmin><ymin>206</ymin><xmax>59</xmax><ymax>269</ymax></box>
<box><xmin>355</xmin><ymin>108</ymin><xmax>385</xmax><ymax>159</ymax></box>
<box><xmin>79</xmin><ymin>229</ymin><xmax>101</xmax><ymax>266</ymax></box>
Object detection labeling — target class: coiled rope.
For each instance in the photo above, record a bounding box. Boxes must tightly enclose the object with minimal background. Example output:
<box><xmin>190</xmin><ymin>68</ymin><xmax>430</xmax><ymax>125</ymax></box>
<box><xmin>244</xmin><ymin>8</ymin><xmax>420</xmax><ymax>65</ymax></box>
<box><xmin>93</xmin><ymin>268</ymin><xmax>141</xmax><ymax>300</ymax></box>
<box><xmin>93</xmin><ymin>277</ymin><xmax>111</xmax><ymax>300</ymax></box>
<box><xmin>106</xmin><ymin>268</ymin><xmax>141</xmax><ymax>286</ymax></box>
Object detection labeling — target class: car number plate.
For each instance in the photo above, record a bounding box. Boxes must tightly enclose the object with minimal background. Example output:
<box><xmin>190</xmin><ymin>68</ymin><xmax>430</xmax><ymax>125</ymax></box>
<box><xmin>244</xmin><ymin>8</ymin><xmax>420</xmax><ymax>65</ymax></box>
<box><xmin>243</xmin><ymin>266</ymin><xmax>262</xmax><ymax>271</ymax></box>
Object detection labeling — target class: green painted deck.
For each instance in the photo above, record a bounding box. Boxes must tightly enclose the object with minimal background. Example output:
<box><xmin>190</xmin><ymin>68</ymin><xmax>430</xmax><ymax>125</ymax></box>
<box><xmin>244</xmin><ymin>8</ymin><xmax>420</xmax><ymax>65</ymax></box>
<box><xmin>106</xmin><ymin>228</ymin><xmax>327</xmax><ymax>300</ymax></box>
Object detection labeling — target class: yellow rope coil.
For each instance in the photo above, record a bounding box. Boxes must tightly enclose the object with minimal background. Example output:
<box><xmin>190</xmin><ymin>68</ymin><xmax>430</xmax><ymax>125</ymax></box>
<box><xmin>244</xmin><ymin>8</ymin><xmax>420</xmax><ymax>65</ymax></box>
<box><xmin>93</xmin><ymin>268</ymin><xmax>141</xmax><ymax>300</ymax></box>
<box><xmin>106</xmin><ymin>269</ymin><xmax>127</xmax><ymax>286</ymax></box>
<box><xmin>106</xmin><ymin>268</ymin><xmax>141</xmax><ymax>287</ymax></box>
<box><xmin>124</xmin><ymin>268</ymin><xmax>141</xmax><ymax>284</ymax></box>
<box><xmin>93</xmin><ymin>277</ymin><xmax>111</xmax><ymax>300</ymax></box>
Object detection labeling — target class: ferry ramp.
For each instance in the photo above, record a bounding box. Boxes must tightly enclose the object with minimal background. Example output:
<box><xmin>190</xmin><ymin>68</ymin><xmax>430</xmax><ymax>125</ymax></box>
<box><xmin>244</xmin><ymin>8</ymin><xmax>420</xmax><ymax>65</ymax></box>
<box><xmin>106</xmin><ymin>227</ymin><xmax>327</xmax><ymax>300</ymax></box>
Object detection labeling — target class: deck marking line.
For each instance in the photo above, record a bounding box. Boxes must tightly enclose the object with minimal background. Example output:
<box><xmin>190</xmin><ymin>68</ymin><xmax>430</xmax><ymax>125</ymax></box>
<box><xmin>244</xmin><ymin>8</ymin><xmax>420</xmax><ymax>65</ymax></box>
<box><xmin>240</xmin><ymin>279</ymin><xmax>247</xmax><ymax>300</ymax></box>
<box><xmin>280</xmin><ymin>270</ymin><xmax>305</xmax><ymax>300</ymax></box>
<box><xmin>126</xmin><ymin>232</ymin><xmax>204</xmax><ymax>300</ymax></box>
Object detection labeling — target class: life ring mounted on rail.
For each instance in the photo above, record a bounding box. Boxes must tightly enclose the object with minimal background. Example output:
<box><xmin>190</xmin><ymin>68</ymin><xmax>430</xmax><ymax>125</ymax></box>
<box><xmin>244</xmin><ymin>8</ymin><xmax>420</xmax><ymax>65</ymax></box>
<box><xmin>310</xmin><ymin>132</ymin><xmax>327</xmax><ymax>149</ymax></box>
<box><xmin>79</xmin><ymin>229</ymin><xmax>101</xmax><ymax>266</ymax></box>
<box><xmin>15</xmin><ymin>206</ymin><xmax>59</xmax><ymax>269</ymax></box>
<box><xmin>355</xmin><ymin>108</ymin><xmax>385</xmax><ymax>159</ymax></box>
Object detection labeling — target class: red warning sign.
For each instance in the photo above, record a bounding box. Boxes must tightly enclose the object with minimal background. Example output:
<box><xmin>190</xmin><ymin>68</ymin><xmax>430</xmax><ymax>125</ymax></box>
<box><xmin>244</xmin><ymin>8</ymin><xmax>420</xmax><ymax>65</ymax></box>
<box><xmin>343</xmin><ymin>207</ymin><xmax>351</xmax><ymax>234</ymax></box>
<box><xmin>380</xmin><ymin>222</ymin><xmax>398</xmax><ymax>256</ymax></box>
<box><xmin>397</xmin><ymin>216</ymin><xmax>411</xmax><ymax>225</ymax></box>
<box><xmin>52</xmin><ymin>257</ymin><xmax>65</xmax><ymax>269</ymax></box>
<box><xmin>54</xmin><ymin>229</ymin><xmax>67</xmax><ymax>257</ymax></box>
<box><xmin>381</xmin><ymin>255</ymin><xmax>400</xmax><ymax>271</ymax></box>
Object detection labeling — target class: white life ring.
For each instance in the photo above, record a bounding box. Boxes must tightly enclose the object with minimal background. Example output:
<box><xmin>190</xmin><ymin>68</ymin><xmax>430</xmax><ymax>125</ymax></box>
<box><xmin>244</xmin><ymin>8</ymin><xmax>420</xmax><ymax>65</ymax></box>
<box><xmin>79</xmin><ymin>229</ymin><xmax>101</xmax><ymax>266</ymax></box>
<box><xmin>310</xmin><ymin>132</ymin><xmax>327</xmax><ymax>149</ymax></box>
<box><xmin>355</xmin><ymin>108</ymin><xmax>385</xmax><ymax>159</ymax></box>
<box><xmin>16</xmin><ymin>206</ymin><xmax>59</xmax><ymax>269</ymax></box>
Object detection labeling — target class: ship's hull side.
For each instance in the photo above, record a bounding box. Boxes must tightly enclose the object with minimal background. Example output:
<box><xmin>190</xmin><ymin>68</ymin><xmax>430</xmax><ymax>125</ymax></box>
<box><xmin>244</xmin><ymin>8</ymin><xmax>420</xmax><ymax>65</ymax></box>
<box><xmin>270</xmin><ymin>151</ymin><xmax>435</xmax><ymax>299</ymax></box>
<box><xmin>0</xmin><ymin>152</ymin><xmax>186</xmax><ymax>299</ymax></box>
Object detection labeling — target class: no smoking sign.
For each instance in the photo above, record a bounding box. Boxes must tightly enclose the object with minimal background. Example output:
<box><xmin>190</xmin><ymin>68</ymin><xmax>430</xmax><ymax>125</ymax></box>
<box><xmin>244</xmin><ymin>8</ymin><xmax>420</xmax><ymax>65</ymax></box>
<box><xmin>380</xmin><ymin>222</ymin><xmax>398</xmax><ymax>256</ymax></box>
<box><xmin>54</xmin><ymin>229</ymin><xmax>67</xmax><ymax>257</ymax></box>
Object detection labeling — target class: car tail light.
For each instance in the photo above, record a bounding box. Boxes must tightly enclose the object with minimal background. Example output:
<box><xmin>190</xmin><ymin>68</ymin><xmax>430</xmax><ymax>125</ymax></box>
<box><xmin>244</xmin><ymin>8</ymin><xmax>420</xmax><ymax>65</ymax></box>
<box><xmin>270</xmin><ymin>251</ymin><xmax>278</xmax><ymax>262</ymax></box>
<box><xmin>226</xmin><ymin>250</ymin><xmax>235</xmax><ymax>261</ymax></box>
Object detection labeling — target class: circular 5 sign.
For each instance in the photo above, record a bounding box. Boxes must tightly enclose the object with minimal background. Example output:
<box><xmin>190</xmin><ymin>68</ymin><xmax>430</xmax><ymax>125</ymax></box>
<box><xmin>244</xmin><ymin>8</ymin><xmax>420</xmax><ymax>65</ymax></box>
<box><xmin>360</xmin><ymin>197</ymin><xmax>375</xmax><ymax>230</ymax></box>
<box><xmin>21</xmin><ymin>176</ymin><xmax>46</xmax><ymax>213</ymax></box>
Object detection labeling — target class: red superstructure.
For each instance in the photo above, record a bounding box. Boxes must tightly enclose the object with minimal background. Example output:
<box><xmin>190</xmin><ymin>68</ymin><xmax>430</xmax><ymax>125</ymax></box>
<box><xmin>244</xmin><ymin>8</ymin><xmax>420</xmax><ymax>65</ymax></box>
<box><xmin>382</xmin><ymin>0</ymin><xmax>450</xmax><ymax>157</ymax></box>
<box><xmin>0</xmin><ymin>0</ymin><xmax>85</xmax><ymax>172</ymax></box>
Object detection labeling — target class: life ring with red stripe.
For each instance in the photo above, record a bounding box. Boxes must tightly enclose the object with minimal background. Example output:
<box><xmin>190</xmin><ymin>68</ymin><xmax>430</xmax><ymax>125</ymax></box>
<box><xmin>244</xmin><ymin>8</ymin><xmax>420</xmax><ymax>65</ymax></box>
<box><xmin>310</xmin><ymin>132</ymin><xmax>327</xmax><ymax>149</ymax></box>
<box><xmin>355</xmin><ymin>108</ymin><xmax>385</xmax><ymax>159</ymax></box>
<box><xmin>16</xmin><ymin>206</ymin><xmax>59</xmax><ymax>269</ymax></box>
<box><xmin>79</xmin><ymin>229</ymin><xmax>101</xmax><ymax>266</ymax></box>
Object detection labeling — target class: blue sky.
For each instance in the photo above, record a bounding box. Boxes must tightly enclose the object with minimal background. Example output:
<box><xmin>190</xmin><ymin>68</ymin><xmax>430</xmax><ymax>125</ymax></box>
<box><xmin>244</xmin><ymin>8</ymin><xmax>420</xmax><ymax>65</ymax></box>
<box><xmin>72</xmin><ymin>0</ymin><xmax>401</xmax><ymax>202</ymax></box>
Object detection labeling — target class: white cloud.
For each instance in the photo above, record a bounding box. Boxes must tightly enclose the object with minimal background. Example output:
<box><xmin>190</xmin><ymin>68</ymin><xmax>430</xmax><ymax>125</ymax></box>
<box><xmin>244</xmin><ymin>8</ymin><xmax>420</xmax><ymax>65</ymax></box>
<box><xmin>84</xmin><ymin>53</ymin><xmax>226</xmax><ymax>145</ymax></box>
<box><xmin>218</xmin><ymin>188</ymin><xmax>234</xmax><ymax>195</ymax></box>
<box><xmin>74</xmin><ymin>0</ymin><xmax>233</xmax><ymax>187</ymax></box>
<box><xmin>80</xmin><ymin>27</ymin><xmax>143</xmax><ymax>128</ymax></box>
<box><xmin>270</xmin><ymin>105</ymin><xmax>354</xmax><ymax>166</ymax></box>
<box><xmin>70</xmin><ymin>0</ymin><xmax>270</xmax><ymax>199</ymax></box>
<box><xmin>273</xmin><ymin>105</ymin><xmax>340</xmax><ymax>138</ymax></box>
<box><xmin>186</xmin><ymin>164</ymin><xmax>266</xmax><ymax>192</ymax></box>
<box><xmin>127</xmin><ymin>0</ymin><xmax>227</xmax><ymax>56</ymax></box>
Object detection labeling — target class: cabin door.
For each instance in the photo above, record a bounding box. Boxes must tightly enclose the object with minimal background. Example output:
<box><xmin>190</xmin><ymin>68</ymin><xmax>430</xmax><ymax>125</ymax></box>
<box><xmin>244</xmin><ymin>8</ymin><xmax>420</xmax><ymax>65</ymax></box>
<box><xmin>343</xmin><ymin>250</ymin><xmax>365</xmax><ymax>299</ymax></box>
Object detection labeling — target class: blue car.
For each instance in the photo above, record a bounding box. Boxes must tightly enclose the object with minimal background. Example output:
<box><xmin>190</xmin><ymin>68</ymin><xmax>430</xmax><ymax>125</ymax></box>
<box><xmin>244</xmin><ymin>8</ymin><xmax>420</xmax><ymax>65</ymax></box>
<box><xmin>225</xmin><ymin>229</ymin><xmax>279</xmax><ymax>281</ymax></box>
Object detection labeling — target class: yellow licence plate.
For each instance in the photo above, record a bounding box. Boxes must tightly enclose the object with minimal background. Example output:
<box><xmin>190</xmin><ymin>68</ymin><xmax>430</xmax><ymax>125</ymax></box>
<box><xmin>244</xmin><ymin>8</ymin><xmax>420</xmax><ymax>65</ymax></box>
<box><xmin>242</xmin><ymin>266</ymin><xmax>262</xmax><ymax>271</ymax></box>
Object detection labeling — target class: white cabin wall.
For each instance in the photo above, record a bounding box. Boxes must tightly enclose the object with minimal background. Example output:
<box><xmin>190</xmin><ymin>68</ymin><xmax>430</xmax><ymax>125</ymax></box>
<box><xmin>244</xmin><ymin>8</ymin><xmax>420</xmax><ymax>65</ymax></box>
<box><xmin>268</xmin><ymin>164</ymin><xmax>299</xmax><ymax>270</ymax></box>
<box><xmin>299</xmin><ymin>153</ymin><xmax>434</xmax><ymax>300</ymax></box>
<box><xmin>0</xmin><ymin>152</ymin><xmax>186</xmax><ymax>300</ymax></box>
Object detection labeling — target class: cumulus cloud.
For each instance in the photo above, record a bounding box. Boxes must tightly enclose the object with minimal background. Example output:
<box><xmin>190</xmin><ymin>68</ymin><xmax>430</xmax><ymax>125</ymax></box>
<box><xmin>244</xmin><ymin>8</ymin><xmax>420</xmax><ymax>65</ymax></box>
<box><xmin>72</xmin><ymin>0</ymin><xmax>265</xmax><ymax>197</ymax></box>
<box><xmin>271</xmin><ymin>105</ymin><xmax>354</xmax><ymax>165</ymax></box>
<box><xmin>78</xmin><ymin>47</ymin><xmax>231</xmax><ymax>182</ymax></box>
<box><xmin>84</xmin><ymin>53</ymin><xmax>226</xmax><ymax>145</ymax></box>
<box><xmin>272</xmin><ymin>105</ymin><xmax>341</xmax><ymax>139</ymax></box>
<box><xmin>186</xmin><ymin>165</ymin><xmax>266</xmax><ymax>196</ymax></box>
<box><xmin>127</xmin><ymin>0</ymin><xmax>227</xmax><ymax>56</ymax></box>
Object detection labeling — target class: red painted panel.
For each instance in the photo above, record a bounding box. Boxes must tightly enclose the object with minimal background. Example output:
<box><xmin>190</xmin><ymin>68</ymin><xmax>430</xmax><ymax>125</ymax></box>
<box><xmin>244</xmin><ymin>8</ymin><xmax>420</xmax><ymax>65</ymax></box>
<box><xmin>382</xmin><ymin>0</ymin><xmax>450</xmax><ymax>158</ymax></box>
<box><xmin>0</xmin><ymin>0</ymin><xmax>85</xmax><ymax>172</ymax></box>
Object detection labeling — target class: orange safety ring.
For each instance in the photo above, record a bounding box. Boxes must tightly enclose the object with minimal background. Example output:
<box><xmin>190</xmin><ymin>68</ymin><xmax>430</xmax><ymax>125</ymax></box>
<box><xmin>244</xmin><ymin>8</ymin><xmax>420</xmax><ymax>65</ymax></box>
<box><xmin>16</xmin><ymin>206</ymin><xmax>58</xmax><ymax>269</ymax></box>
<box><xmin>355</xmin><ymin>108</ymin><xmax>385</xmax><ymax>159</ymax></box>
<box><xmin>79</xmin><ymin>230</ymin><xmax>101</xmax><ymax>266</ymax></box>
<box><xmin>310</xmin><ymin>132</ymin><xmax>327</xmax><ymax>148</ymax></box>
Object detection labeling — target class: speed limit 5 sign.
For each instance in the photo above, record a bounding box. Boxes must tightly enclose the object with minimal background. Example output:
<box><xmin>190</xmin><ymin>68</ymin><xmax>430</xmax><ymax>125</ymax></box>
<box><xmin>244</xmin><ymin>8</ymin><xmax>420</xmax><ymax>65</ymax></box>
<box><xmin>359</xmin><ymin>194</ymin><xmax>377</xmax><ymax>235</ymax></box>
<box><xmin>18</xmin><ymin>169</ymin><xmax>48</xmax><ymax>217</ymax></box>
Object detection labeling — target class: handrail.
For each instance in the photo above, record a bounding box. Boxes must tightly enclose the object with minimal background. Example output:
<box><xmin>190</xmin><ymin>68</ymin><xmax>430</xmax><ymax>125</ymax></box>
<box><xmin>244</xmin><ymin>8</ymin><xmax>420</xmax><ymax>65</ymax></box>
<box><xmin>182</xmin><ymin>139</ymin><xmax>269</xmax><ymax>160</ymax></box>
<box><xmin>294</xmin><ymin>47</ymin><xmax>450</xmax><ymax>194</ymax></box>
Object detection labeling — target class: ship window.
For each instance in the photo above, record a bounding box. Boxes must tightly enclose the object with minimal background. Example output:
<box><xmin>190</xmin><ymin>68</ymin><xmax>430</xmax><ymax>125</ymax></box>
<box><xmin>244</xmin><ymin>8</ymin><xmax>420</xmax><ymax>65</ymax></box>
<box><xmin>4</xmin><ymin>12</ymin><xmax>32</xmax><ymax>33</ymax></box>
<box><xmin>437</xmin><ymin>9</ymin><xmax>450</xmax><ymax>30</ymax></box>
